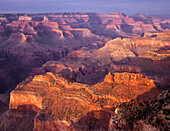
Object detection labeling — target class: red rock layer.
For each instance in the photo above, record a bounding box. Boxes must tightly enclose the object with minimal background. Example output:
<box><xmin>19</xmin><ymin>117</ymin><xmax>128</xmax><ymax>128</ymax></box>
<box><xmin>0</xmin><ymin>13</ymin><xmax>170</xmax><ymax>94</ymax></box>
<box><xmin>114</xmin><ymin>73</ymin><xmax>155</xmax><ymax>87</ymax></box>
<box><xmin>9</xmin><ymin>91</ymin><xmax>42</xmax><ymax>111</ymax></box>
<box><xmin>9</xmin><ymin>72</ymin><xmax>161</xmax><ymax>130</ymax></box>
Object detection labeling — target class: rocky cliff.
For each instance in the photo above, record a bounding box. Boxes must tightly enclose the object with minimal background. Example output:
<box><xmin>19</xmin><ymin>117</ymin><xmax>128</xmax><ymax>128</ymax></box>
<box><xmin>0</xmin><ymin>12</ymin><xmax>170</xmax><ymax>93</ymax></box>
<box><xmin>34</xmin><ymin>30</ymin><xmax>170</xmax><ymax>89</ymax></box>
<box><xmin>114</xmin><ymin>73</ymin><xmax>155</xmax><ymax>87</ymax></box>
<box><xmin>0</xmin><ymin>12</ymin><xmax>169</xmax><ymax>130</ymax></box>
<box><xmin>109</xmin><ymin>90</ymin><xmax>169</xmax><ymax>130</ymax></box>
<box><xmin>6</xmin><ymin>72</ymin><xmax>161</xmax><ymax>130</ymax></box>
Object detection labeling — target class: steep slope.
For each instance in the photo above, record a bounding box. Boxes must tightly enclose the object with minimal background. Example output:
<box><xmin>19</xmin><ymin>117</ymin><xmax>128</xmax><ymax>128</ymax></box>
<box><xmin>62</xmin><ymin>29</ymin><xmax>170</xmax><ymax>66</ymax></box>
<box><xmin>109</xmin><ymin>90</ymin><xmax>169</xmax><ymax>130</ymax></box>
<box><xmin>28</xmin><ymin>30</ymin><xmax>170</xmax><ymax>90</ymax></box>
<box><xmin>0</xmin><ymin>12</ymin><xmax>170</xmax><ymax>94</ymax></box>
<box><xmin>3</xmin><ymin>72</ymin><xmax>161</xmax><ymax>130</ymax></box>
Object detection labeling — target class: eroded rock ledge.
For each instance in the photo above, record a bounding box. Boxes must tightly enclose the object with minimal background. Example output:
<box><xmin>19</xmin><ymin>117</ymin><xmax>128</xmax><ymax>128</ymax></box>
<box><xmin>9</xmin><ymin>72</ymin><xmax>161</xmax><ymax>130</ymax></box>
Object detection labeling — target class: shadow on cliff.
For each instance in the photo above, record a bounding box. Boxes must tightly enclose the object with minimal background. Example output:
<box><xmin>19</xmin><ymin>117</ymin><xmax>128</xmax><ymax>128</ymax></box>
<box><xmin>135</xmin><ymin>87</ymin><xmax>162</xmax><ymax>102</ymax></box>
<box><xmin>0</xmin><ymin>109</ymin><xmax>37</xmax><ymax>131</ymax></box>
<box><xmin>71</xmin><ymin>87</ymin><xmax>162</xmax><ymax>130</ymax></box>
<box><xmin>71</xmin><ymin>87</ymin><xmax>163</xmax><ymax>131</ymax></box>
<box><xmin>71</xmin><ymin>108</ymin><xmax>115</xmax><ymax>131</ymax></box>
<box><xmin>16</xmin><ymin>104</ymin><xmax>41</xmax><ymax>113</ymax></box>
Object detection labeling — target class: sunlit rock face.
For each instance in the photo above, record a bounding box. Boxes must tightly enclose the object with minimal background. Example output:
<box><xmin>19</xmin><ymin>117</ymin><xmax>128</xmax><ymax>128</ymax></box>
<box><xmin>0</xmin><ymin>12</ymin><xmax>169</xmax><ymax>130</ymax></box>
<box><xmin>76</xmin><ymin>30</ymin><xmax>170</xmax><ymax>64</ymax></box>
<box><xmin>18</xmin><ymin>15</ymin><xmax>32</xmax><ymax>21</ymax></box>
<box><xmin>104</xmin><ymin>73</ymin><xmax>114</xmax><ymax>83</ymax></box>
<box><xmin>0</xmin><ymin>12</ymin><xmax>170</xmax><ymax>94</ymax></box>
<box><xmin>8</xmin><ymin>72</ymin><xmax>161</xmax><ymax>130</ymax></box>
<box><xmin>9</xmin><ymin>91</ymin><xmax>42</xmax><ymax>111</ymax></box>
<box><xmin>114</xmin><ymin>73</ymin><xmax>155</xmax><ymax>87</ymax></box>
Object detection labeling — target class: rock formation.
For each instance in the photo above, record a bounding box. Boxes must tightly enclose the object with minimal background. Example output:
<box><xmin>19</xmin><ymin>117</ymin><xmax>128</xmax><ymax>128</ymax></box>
<box><xmin>0</xmin><ymin>17</ymin><xmax>7</xmax><ymax>21</ymax></box>
<box><xmin>27</xmin><ymin>30</ymin><xmax>170</xmax><ymax>90</ymax></box>
<box><xmin>76</xmin><ymin>30</ymin><xmax>170</xmax><ymax>64</ymax></box>
<box><xmin>18</xmin><ymin>15</ymin><xmax>32</xmax><ymax>21</ymax></box>
<box><xmin>114</xmin><ymin>72</ymin><xmax>155</xmax><ymax>87</ymax></box>
<box><xmin>6</xmin><ymin>72</ymin><xmax>161</xmax><ymax>130</ymax></box>
<box><xmin>139</xmin><ymin>50</ymin><xmax>170</xmax><ymax>60</ymax></box>
<box><xmin>104</xmin><ymin>73</ymin><xmax>114</xmax><ymax>83</ymax></box>
<box><xmin>0</xmin><ymin>12</ymin><xmax>169</xmax><ymax>131</ymax></box>
<box><xmin>42</xmin><ymin>16</ymin><xmax>49</xmax><ymax>22</ymax></box>
<box><xmin>9</xmin><ymin>91</ymin><xmax>42</xmax><ymax>111</ymax></box>
<box><xmin>0</xmin><ymin>12</ymin><xmax>169</xmax><ymax>93</ymax></box>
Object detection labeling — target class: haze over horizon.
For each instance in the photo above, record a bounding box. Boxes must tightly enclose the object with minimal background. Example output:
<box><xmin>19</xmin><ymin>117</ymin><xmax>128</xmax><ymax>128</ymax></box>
<box><xmin>0</xmin><ymin>0</ymin><xmax>170</xmax><ymax>16</ymax></box>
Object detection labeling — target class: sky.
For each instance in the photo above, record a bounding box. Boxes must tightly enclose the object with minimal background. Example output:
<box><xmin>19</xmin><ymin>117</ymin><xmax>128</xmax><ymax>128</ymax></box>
<box><xmin>0</xmin><ymin>0</ymin><xmax>170</xmax><ymax>15</ymax></box>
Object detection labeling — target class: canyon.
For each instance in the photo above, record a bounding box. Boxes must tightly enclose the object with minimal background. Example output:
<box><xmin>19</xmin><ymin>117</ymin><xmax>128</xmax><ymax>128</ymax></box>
<box><xmin>31</xmin><ymin>29</ymin><xmax>170</xmax><ymax>89</ymax></box>
<box><xmin>0</xmin><ymin>12</ymin><xmax>169</xmax><ymax>130</ymax></box>
<box><xmin>1</xmin><ymin>72</ymin><xmax>162</xmax><ymax>130</ymax></box>
<box><xmin>0</xmin><ymin>12</ymin><xmax>170</xmax><ymax>93</ymax></box>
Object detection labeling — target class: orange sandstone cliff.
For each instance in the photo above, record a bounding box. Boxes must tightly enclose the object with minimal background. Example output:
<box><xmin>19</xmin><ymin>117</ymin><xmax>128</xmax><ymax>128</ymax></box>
<box><xmin>8</xmin><ymin>72</ymin><xmax>161</xmax><ymax>130</ymax></box>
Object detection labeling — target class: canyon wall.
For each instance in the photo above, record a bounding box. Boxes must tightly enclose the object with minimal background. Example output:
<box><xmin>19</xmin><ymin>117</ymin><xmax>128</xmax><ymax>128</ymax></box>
<box><xmin>114</xmin><ymin>73</ymin><xmax>155</xmax><ymax>87</ymax></box>
<box><xmin>0</xmin><ymin>12</ymin><xmax>170</xmax><ymax>93</ymax></box>
<box><xmin>8</xmin><ymin>72</ymin><xmax>161</xmax><ymax>130</ymax></box>
<box><xmin>9</xmin><ymin>91</ymin><xmax>42</xmax><ymax>111</ymax></box>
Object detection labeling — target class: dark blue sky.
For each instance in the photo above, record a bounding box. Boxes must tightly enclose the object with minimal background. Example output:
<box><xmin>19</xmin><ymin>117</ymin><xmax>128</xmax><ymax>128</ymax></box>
<box><xmin>0</xmin><ymin>0</ymin><xmax>170</xmax><ymax>15</ymax></box>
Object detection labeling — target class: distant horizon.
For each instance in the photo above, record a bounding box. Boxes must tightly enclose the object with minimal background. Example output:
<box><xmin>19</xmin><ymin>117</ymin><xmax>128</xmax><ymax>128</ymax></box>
<box><xmin>1</xmin><ymin>0</ymin><xmax>170</xmax><ymax>16</ymax></box>
<box><xmin>0</xmin><ymin>11</ymin><xmax>170</xmax><ymax>16</ymax></box>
